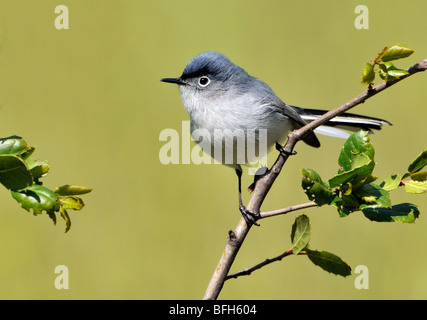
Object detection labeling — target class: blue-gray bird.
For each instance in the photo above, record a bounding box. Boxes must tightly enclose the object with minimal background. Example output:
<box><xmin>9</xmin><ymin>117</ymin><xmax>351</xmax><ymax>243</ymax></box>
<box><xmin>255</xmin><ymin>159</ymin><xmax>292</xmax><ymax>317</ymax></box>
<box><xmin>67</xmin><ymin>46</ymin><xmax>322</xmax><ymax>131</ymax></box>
<box><xmin>161</xmin><ymin>51</ymin><xmax>390</xmax><ymax>225</ymax></box>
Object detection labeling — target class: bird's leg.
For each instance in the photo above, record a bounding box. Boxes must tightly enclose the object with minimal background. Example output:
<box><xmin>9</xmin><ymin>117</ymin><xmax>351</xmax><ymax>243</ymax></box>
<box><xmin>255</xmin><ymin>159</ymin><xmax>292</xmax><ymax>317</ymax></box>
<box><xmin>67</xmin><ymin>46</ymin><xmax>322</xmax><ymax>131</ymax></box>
<box><xmin>247</xmin><ymin>166</ymin><xmax>269</xmax><ymax>193</ymax></box>
<box><xmin>236</xmin><ymin>168</ymin><xmax>260</xmax><ymax>227</ymax></box>
<box><xmin>247</xmin><ymin>142</ymin><xmax>294</xmax><ymax>193</ymax></box>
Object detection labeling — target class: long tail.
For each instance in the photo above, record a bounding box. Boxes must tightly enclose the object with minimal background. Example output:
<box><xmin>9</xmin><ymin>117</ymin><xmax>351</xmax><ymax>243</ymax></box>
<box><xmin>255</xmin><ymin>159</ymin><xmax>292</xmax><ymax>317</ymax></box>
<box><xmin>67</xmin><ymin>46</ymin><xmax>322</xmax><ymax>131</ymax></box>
<box><xmin>291</xmin><ymin>106</ymin><xmax>392</xmax><ymax>139</ymax></box>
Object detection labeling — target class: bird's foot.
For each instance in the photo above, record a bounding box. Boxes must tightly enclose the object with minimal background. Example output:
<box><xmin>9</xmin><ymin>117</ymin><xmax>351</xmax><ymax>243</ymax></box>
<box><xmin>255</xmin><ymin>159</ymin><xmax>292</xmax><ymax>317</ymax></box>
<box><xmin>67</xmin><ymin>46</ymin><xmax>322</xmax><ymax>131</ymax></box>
<box><xmin>239</xmin><ymin>204</ymin><xmax>260</xmax><ymax>227</ymax></box>
<box><xmin>275</xmin><ymin>142</ymin><xmax>297</xmax><ymax>157</ymax></box>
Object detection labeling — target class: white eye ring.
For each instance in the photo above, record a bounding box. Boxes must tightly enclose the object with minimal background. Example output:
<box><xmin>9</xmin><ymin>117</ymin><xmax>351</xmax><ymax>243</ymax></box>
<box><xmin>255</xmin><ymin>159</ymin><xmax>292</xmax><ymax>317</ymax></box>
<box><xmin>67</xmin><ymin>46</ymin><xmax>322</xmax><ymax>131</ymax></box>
<box><xmin>198</xmin><ymin>76</ymin><xmax>210</xmax><ymax>87</ymax></box>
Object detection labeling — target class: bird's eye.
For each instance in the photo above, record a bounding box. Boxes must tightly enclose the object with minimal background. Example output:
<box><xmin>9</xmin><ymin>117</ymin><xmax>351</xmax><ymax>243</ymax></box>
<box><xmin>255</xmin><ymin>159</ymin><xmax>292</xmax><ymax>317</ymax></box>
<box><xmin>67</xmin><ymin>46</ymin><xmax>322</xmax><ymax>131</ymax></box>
<box><xmin>198</xmin><ymin>76</ymin><xmax>210</xmax><ymax>87</ymax></box>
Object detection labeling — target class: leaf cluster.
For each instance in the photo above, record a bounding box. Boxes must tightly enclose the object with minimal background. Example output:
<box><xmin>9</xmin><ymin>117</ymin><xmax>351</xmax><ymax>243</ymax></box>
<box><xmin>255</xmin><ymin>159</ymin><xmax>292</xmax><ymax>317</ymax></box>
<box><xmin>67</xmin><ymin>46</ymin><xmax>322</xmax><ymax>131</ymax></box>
<box><xmin>301</xmin><ymin>131</ymin><xmax>425</xmax><ymax>223</ymax></box>
<box><xmin>361</xmin><ymin>45</ymin><xmax>414</xmax><ymax>86</ymax></box>
<box><xmin>0</xmin><ymin>136</ymin><xmax>91</xmax><ymax>232</ymax></box>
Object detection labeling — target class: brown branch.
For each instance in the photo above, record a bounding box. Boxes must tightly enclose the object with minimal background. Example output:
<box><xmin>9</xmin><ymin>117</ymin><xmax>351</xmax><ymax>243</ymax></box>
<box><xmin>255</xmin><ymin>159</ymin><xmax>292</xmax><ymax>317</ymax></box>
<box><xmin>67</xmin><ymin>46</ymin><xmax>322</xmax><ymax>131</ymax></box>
<box><xmin>203</xmin><ymin>58</ymin><xmax>427</xmax><ymax>300</ymax></box>
<box><xmin>260</xmin><ymin>201</ymin><xmax>318</xmax><ymax>219</ymax></box>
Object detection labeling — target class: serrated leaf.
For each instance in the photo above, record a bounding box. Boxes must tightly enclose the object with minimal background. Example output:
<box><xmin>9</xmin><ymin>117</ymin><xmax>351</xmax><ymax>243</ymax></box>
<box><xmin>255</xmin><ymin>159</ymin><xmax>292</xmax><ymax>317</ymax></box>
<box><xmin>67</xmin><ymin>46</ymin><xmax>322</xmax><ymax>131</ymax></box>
<box><xmin>290</xmin><ymin>214</ymin><xmax>311</xmax><ymax>254</ymax></box>
<box><xmin>54</xmin><ymin>184</ymin><xmax>92</xmax><ymax>196</ymax></box>
<box><xmin>361</xmin><ymin>62</ymin><xmax>375</xmax><ymax>85</ymax></box>
<box><xmin>362</xmin><ymin>203</ymin><xmax>420</xmax><ymax>223</ymax></box>
<box><xmin>403</xmin><ymin>180</ymin><xmax>427</xmax><ymax>194</ymax></box>
<box><xmin>407</xmin><ymin>149</ymin><xmax>427</xmax><ymax>174</ymax></box>
<box><xmin>11</xmin><ymin>184</ymin><xmax>60</xmax><ymax>215</ymax></box>
<box><xmin>380</xmin><ymin>174</ymin><xmax>401</xmax><ymax>191</ymax></box>
<box><xmin>380</xmin><ymin>45</ymin><xmax>414</xmax><ymax>62</ymax></box>
<box><xmin>0</xmin><ymin>154</ymin><xmax>33</xmax><ymax>190</ymax></box>
<box><xmin>305</xmin><ymin>249</ymin><xmax>352</xmax><ymax>277</ymax></box>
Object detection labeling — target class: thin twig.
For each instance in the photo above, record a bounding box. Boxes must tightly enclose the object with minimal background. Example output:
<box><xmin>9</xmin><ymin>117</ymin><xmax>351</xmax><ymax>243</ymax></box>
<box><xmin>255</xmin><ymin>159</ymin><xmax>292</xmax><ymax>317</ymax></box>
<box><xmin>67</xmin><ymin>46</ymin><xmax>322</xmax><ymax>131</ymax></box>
<box><xmin>226</xmin><ymin>249</ymin><xmax>293</xmax><ymax>280</ymax></box>
<box><xmin>260</xmin><ymin>201</ymin><xmax>318</xmax><ymax>219</ymax></box>
<box><xmin>203</xmin><ymin>58</ymin><xmax>427</xmax><ymax>300</ymax></box>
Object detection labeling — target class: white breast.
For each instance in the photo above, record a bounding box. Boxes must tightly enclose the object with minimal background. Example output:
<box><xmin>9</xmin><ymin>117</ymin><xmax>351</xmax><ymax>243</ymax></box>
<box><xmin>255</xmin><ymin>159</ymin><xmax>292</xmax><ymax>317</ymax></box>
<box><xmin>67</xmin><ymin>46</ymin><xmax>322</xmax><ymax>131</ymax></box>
<box><xmin>179</xmin><ymin>87</ymin><xmax>292</xmax><ymax>167</ymax></box>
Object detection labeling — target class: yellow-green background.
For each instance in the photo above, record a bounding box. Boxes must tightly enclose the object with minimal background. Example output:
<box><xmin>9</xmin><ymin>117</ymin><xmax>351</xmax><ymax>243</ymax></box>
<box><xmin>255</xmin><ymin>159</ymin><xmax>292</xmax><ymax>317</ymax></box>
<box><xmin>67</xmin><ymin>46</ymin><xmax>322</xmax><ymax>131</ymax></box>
<box><xmin>0</xmin><ymin>0</ymin><xmax>426</xmax><ymax>299</ymax></box>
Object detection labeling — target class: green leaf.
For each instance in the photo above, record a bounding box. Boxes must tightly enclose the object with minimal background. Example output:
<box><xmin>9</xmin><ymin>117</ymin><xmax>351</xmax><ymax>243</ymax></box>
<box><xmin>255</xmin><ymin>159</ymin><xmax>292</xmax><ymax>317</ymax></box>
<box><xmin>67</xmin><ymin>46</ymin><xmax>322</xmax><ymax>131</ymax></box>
<box><xmin>0</xmin><ymin>154</ymin><xmax>33</xmax><ymax>190</ymax></box>
<box><xmin>386</xmin><ymin>69</ymin><xmax>409</xmax><ymax>81</ymax></box>
<box><xmin>329</xmin><ymin>154</ymin><xmax>374</xmax><ymax>188</ymax></box>
<box><xmin>301</xmin><ymin>168</ymin><xmax>334</xmax><ymax>206</ymax></box>
<box><xmin>47</xmin><ymin>210</ymin><xmax>57</xmax><ymax>225</ymax></box>
<box><xmin>54</xmin><ymin>184</ymin><xmax>93</xmax><ymax>196</ymax></box>
<box><xmin>378</xmin><ymin>61</ymin><xmax>409</xmax><ymax>82</ymax></box>
<box><xmin>378</xmin><ymin>63</ymin><xmax>388</xmax><ymax>80</ymax></box>
<box><xmin>407</xmin><ymin>149</ymin><xmax>427</xmax><ymax>174</ymax></box>
<box><xmin>355</xmin><ymin>183</ymin><xmax>391</xmax><ymax>208</ymax></box>
<box><xmin>59</xmin><ymin>196</ymin><xmax>85</xmax><ymax>210</ymax></box>
<box><xmin>403</xmin><ymin>180</ymin><xmax>427</xmax><ymax>194</ymax></box>
<box><xmin>301</xmin><ymin>168</ymin><xmax>327</xmax><ymax>188</ymax></box>
<box><xmin>290</xmin><ymin>214</ymin><xmax>311</xmax><ymax>255</ymax></box>
<box><xmin>361</xmin><ymin>62</ymin><xmax>375</xmax><ymax>85</ymax></box>
<box><xmin>330</xmin><ymin>196</ymin><xmax>351</xmax><ymax>217</ymax></box>
<box><xmin>362</xmin><ymin>203</ymin><xmax>420</xmax><ymax>223</ymax></box>
<box><xmin>305</xmin><ymin>249</ymin><xmax>352</xmax><ymax>277</ymax></box>
<box><xmin>11</xmin><ymin>184</ymin><xmax>60</xmax><ymax>215</ymax></box>
<box><xmin>375</xmin><ymin>47</ymin><xmax>389</xmax><ymax>63</ymax></box>
<box><xmin>59</xmin><ymin>207</ymin><xmax>71</xmax><ymax>233</ymax></box>
<box><xmin>411</xmin><ymin>171</ymin><xmax>427</xmax><ymax>182</ymax></box>
<box><xmin>0</xmin><ymin>136</ymin><xmax>28</xmax><ymax>156</ymax></box>
<box><xmin>380</xmin><ymin>45</ymin><xmax>414</xmax><ymax>62</ymax></box>
<box><xmin>25</xmin><ymin>158</ymin><xmax>50</xmax><ymax>181</ymax></box>
<box><xmin>338</xmin><ymin>131</ymin><xmax>374</xmax><ymax>172</ymax></box>
<box><xmin>330</xmin><ymin>131</ymin><xmax>376</xmax><ymax>188</ymax></box>
<box><xmin>380</xmin><ymin>174</ymin><xmax>401</xmax><ymax>191</ymax></box>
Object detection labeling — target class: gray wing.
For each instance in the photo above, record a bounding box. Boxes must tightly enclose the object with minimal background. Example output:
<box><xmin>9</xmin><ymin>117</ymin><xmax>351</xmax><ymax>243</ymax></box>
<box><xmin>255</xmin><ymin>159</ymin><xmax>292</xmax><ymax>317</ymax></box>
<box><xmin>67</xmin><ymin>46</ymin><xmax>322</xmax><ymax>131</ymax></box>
<box><xmin>270</xmin><ymin>99</ymin><xmax>321</xmax><ymax>148</ymax></box>
<box><xmin>250</xmin><ymin>77</ymin><xmax>321</xmax><ymax>148</ymax></box>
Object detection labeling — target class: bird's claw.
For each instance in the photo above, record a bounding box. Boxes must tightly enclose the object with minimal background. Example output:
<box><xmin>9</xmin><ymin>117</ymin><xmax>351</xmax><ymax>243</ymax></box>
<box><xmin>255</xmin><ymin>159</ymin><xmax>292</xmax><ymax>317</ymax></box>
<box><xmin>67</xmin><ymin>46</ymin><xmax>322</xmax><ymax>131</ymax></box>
<box><xmin>239</xmin><ymin>205</ymin><xmax>260</xmax><ymax>227</ymax></box>
<box><xmin>275</xmin><ymin>142</ymin><xmax>297</xmax><ymax>157</ymax></box>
